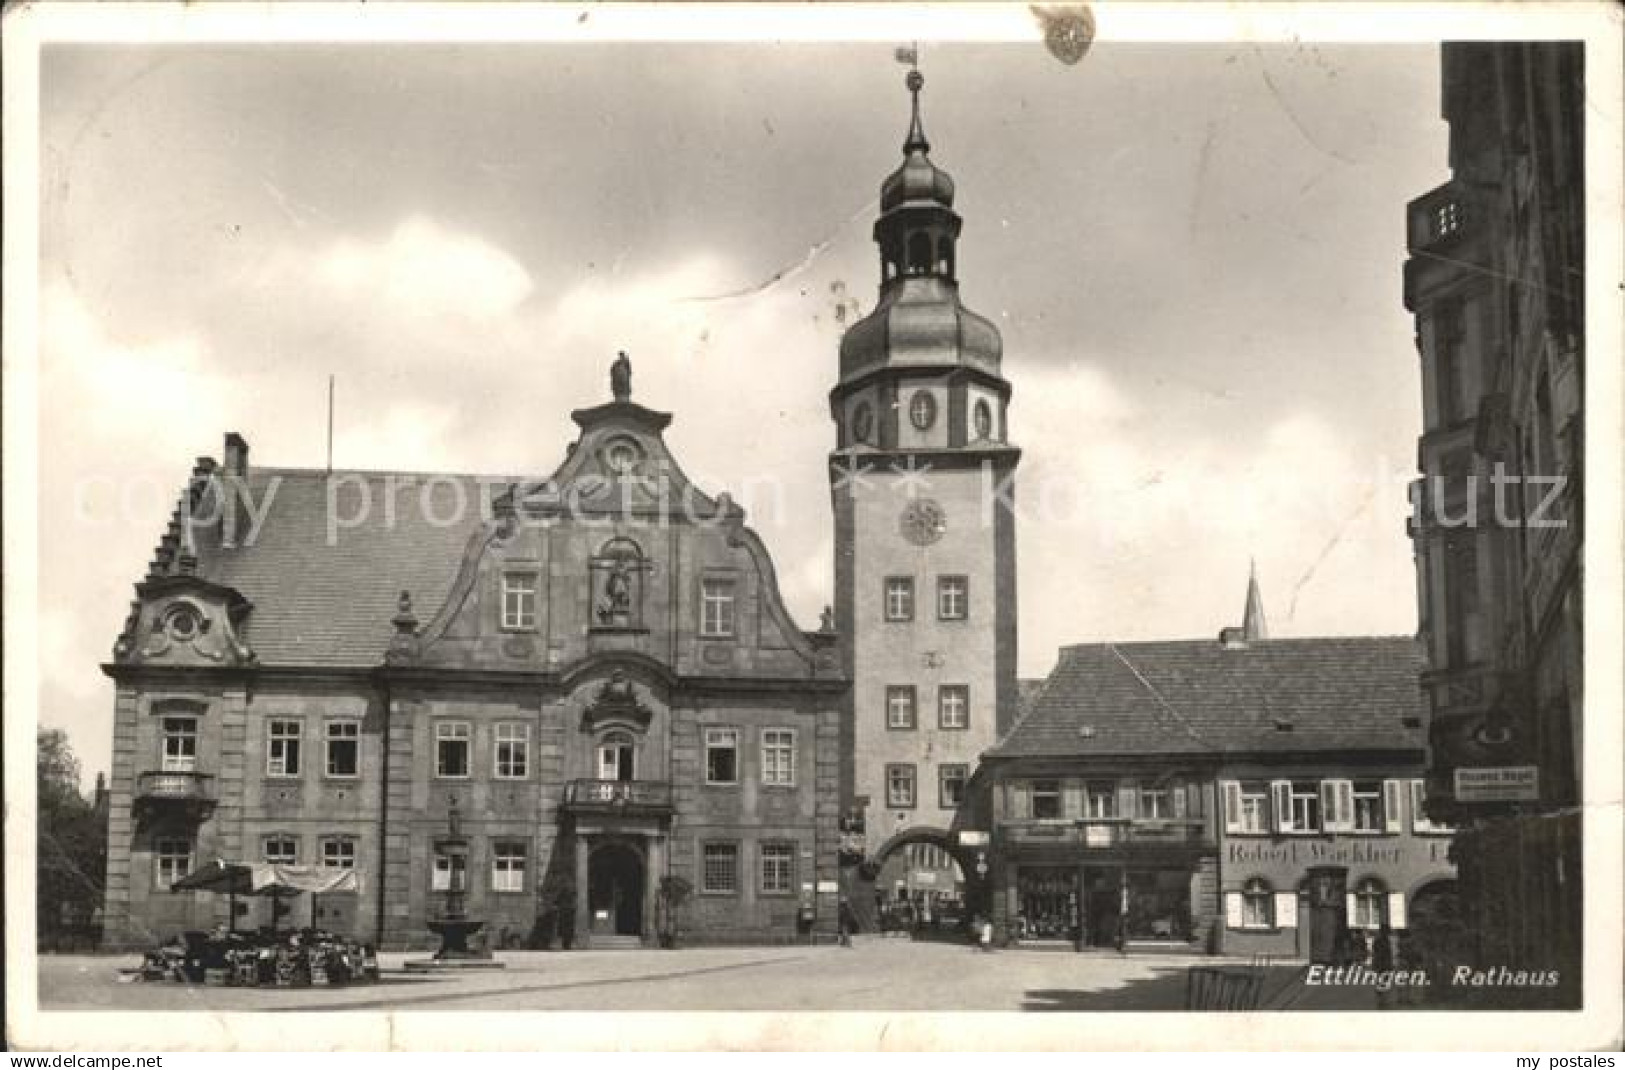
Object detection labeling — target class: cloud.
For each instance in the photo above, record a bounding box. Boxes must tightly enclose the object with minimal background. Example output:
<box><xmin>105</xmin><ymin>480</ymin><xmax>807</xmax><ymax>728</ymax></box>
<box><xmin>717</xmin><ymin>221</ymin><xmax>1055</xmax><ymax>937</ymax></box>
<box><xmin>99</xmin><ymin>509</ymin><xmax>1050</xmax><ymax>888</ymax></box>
<box><xmin>307</xmin><ymin>215</ymin><xmax>535</xmax><ymax>322</ymax></box>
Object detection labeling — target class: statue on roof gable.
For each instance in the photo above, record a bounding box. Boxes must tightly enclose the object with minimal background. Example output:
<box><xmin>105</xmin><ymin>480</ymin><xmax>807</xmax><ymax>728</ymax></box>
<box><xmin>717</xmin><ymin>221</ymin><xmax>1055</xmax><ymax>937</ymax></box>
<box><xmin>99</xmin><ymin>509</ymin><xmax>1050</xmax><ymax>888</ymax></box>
<box><xmin>611</xmin><ymin>351</ymin><xmax>632</xmax><ymax>402</ymax></box>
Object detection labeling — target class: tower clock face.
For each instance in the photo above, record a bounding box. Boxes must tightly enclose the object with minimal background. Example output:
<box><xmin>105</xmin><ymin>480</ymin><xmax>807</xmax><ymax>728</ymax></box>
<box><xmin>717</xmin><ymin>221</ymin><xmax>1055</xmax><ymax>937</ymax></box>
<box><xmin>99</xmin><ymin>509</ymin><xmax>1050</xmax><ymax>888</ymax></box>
<box><xmin>899</xmin><ymin>498</ymin><xmax>947</xmax><ymax>546</ymax></box>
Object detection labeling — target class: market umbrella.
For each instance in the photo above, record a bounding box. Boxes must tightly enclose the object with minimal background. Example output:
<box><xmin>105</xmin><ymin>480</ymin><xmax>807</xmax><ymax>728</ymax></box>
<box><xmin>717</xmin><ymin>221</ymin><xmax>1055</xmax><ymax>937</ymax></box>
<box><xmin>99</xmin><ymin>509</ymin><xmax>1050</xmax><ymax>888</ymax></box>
<box><xmin>173</xmin><ymin>861</ymin><xmax>361</xmax><ymax>931</ymax></box>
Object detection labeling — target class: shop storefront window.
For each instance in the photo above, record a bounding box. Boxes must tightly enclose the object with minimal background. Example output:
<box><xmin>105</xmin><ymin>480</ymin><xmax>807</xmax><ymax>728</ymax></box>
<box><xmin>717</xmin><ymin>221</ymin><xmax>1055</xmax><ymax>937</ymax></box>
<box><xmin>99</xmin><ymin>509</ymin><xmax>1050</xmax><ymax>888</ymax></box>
<box><xmin>1015</xmin><ymin>867</ymin><xmax>1076</xmax><ymax>939</ymax></box>
<box><xmin>1123</xmin><ymin>869</ymin><xmax>1191</xmax><ymax>941</ymax></box>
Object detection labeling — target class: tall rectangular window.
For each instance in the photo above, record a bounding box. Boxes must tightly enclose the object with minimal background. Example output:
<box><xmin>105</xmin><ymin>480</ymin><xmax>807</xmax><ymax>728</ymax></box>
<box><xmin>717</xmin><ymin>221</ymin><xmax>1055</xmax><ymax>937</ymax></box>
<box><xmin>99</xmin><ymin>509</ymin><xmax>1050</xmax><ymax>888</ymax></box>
<box><xmin>886</xmin><ymin>764</ymin><xmax>917</xmax><ymax>809</ymax></box>
<box><xmin>263</xmin><ymin>836</ymin><xmax>297</xmax><ymax>866</ymax></box>
<box><xmin>1032</xmin><ymin>779</ymin><xmax>1062</xmax><ymax>820</ymax></box>
<box><xmin>1289</xmin><ymin>781</ymin><xmax>1321</xmax><ymax>832</ymax></box>
<box><xmin>759</xmin><ymin>843</ymin><xmax>795</xmax><ymax>895</ymax></box>
<box><xmin>700</xmin><ymin>578</ymin><xmax>737</xmax><ymax>638</ymax></box>
<box><xmin>492</xmin><ymin>843</ymin><xmax>526</xmax><ymax>893</ymax></box>
<box><xmin>702</xmin><ymin>843</ymin><xmax>739</xmax><ymax>895</ymax></box>
<box><xmin>501</xmin><ymin>573</ymin><xmax>537</xmax><ymax>631</ymax></box>
<box><xmin>1238</xmin><ymin>782</ymin><xmax>1268</xmax><ymax>833</ymax></box>
<box><xmin>267</xmin><ymin>719</ymin><xmax>302</xmax><ymax>777</ymax></box>
<box><xmin>431</xmin><ymin>849</ymin><xmax>464</xmax><ymax>892</ymax></box>
<box><xmin>435</xmin><ymin>722</ymin><xmax>471</xmax><ymax>778</ymax></box>
<box><xmin>1434</xmin><ymin>303</ymin><xmax>1466</xmax><ymax>426</ymax></box>
<box><xmin>320</xmin><ymin>837</ymin><xmax>356</xmax><ymax>869</ymax></box>
<box><xmin>493</xmin><ymin>723</ymin><xmax>529</xmax><ymax>780</ymax></box>
<box><xmin>937</xmin><ymin>576</ymin><xmax>968</xmax><ymax>620</ymax></box>
<box><xmin>704</xmin><ymin>727</ymin><xmax>739</xmax><ymax>784</ymax></box>
<box><xmin>1445</xmin><ymin>537</ymin><xmax>1483</xmax><ymax>666</ymax></box>
<box><xmin>886</xmin><ymin>686</ymin><xmax>917</xmax><ymax>730</ymax></box>
<box><xmin>324</xmin><ymin>720</ymin><xmax>359</xmax><ymax>778</ymax></box>
<box><xmin>161</xmin><ymin>717</ymin><xmax>198</xmax><ymax>772</ymax></box>
<box><xmin>938</xmin><ymin>685</ymin><xmax>969</xmax><ymax>729</ymax></box>
<box><xmin>761</xmin><ymin>728</ymin><xmax>796</xmax><ymax>787</ymax></box>
<box><xmin>939</xmin><ymin>764</ymin><xmax>968</xmax><ymax>809</ymax></box>
<box><xmin>1139</xmin><ymin>787</ymin><xmax>1170</xmax><ymax>820</ymax></box>
<box><xmin>154</xmin><ymin>838</ymin><xmax>193</xmax><ymax>890</ymax></box>
<box><xmin>883</xmin><ymin>577</ymin><xmax>914</xmax><ymax>622</ymax></box>
<box><xmin>1352</xmin><ymin>781</ymin><xmax>1384</xmax><ymax>832</ymax></box>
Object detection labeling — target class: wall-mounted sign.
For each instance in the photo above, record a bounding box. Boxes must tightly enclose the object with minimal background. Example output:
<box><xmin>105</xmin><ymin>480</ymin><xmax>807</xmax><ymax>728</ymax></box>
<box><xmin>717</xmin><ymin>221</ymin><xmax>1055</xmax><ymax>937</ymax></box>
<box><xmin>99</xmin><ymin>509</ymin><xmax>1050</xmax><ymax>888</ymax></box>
<box><xmin>957</xmin><ymin>831</ymin><xmax>990</xmax><ymax>847</ymax></box>
<box><xmin>1454</xmin><ymin>765</ymin><xmax>1540</xmax><ymax>802</ymax></box>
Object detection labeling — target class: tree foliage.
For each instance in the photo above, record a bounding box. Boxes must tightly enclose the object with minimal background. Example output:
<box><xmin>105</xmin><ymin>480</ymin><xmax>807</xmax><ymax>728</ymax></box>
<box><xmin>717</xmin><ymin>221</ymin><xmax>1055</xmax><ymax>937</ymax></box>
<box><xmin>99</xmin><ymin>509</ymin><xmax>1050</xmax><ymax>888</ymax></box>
<box><xmin>37</xmin><ymin>728</ymin><xmax>106</xmax><ymax>947</ymax></box>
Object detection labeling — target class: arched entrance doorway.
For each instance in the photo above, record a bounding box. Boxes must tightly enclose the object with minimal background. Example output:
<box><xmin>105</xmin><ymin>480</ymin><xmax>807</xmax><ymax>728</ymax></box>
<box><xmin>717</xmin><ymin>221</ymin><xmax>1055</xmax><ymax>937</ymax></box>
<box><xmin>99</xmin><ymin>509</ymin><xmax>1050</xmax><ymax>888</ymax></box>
<box><xmin>588</xmin><ymin>842</ymin><xmax>645</xmax><ymax>938</ymax></box>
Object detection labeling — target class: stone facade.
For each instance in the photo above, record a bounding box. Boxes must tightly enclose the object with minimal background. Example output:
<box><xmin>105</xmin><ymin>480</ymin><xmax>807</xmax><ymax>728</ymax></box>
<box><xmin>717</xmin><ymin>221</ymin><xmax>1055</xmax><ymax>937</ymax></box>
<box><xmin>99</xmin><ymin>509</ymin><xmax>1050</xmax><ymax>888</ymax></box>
<box><xmin>1402</xmin><ymin>42</ymin><xmax>1584</xmax><ymax>1004</ymax></box>
<box><xmin>102</xmin><ymin>385</ymin><xmax>845</xmax><ymax>951</ymax></box>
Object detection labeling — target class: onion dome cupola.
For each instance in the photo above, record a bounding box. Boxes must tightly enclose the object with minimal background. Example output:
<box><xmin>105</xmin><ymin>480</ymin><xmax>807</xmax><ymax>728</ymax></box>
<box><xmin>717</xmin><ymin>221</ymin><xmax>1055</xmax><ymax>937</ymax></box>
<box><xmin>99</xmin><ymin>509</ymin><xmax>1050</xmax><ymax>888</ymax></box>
<box><xmin>834</xmin><ymin>69</ymin><xmax>1010</xmax><ymax>452</ymax></box>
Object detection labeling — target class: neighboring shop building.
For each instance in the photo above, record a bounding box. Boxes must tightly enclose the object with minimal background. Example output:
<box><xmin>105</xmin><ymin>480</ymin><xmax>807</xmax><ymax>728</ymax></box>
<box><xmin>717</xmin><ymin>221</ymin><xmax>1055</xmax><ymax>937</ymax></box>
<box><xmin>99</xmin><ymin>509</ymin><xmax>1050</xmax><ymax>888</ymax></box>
<box><xmin>963</xmin><ymin>577</ymin><xmax>1456</xmax><ymax>956</ymax></box>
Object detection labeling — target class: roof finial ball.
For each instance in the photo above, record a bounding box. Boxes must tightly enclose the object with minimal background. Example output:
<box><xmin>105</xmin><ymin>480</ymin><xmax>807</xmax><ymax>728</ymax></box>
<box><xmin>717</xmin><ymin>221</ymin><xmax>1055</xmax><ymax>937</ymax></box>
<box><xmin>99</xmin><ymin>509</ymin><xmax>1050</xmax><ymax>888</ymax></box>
<box><xmin>906</xmin><ymin>68</ymin><xmax>923</xmax><ymax>94</ymax></box>
<box><xmin>611</xmin><ymin>350</ymin><xmax>632</xmax><ymax>402</ymax></box>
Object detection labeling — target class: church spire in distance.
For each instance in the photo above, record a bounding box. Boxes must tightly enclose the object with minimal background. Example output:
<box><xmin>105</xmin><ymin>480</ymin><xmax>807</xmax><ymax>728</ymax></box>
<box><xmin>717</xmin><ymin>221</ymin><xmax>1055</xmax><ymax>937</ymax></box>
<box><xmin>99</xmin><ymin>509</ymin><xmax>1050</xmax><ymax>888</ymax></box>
<box><xmin>1242</xmin><ymin>559</ymin><xmax>1269</xmax><ymax>641</ymax></box>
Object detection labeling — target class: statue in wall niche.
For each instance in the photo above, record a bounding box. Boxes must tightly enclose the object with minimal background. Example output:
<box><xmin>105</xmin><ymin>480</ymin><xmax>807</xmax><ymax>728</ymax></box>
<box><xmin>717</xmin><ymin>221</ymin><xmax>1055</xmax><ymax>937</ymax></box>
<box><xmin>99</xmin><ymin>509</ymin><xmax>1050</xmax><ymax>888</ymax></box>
<box><xmin>597</xmin><ymin>558</ymin><xmax>632</xmax><ymax>625</ymax></box>
<box><xmin>611</xmin><ymin>351</ymin><xmax>632</xmax><ymax>402</ymax></box>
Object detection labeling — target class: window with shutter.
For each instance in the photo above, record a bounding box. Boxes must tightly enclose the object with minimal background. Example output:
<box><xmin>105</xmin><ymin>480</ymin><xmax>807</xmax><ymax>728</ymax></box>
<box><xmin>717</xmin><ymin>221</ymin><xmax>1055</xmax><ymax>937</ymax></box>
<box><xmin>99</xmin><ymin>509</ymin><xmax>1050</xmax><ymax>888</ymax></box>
<box><xmin>1319</xmin><ymin>781</ymin><xmax>1340</xmax><ymax>830</ymax></box>
<box><xmin>1010</xmin><ymin>782</ymin><xmax>1031</xmax><ymax>820</ymax></box>
<box><xmin>1335</xmin><ymin>781</ymin><xmax>1354</xmax><ymax>831</ymax></box>
<box><xmin>1345</xmin><ymin>892</ymin><xmax>1359</xmax><ymax>922</ymax></box>
<box><xmin>1274</xmin><ymin>892</ymin><xmax>1298</xmax><ymax>928</ymax></box>
<box><xmin>1221</xmin><ymin>781</ymin><xmax>1244</xmax><ymax>833</ymax></box>
<box><xmin>1410</xmin><ymin>779</ymin><xmax>1451</xmax><ymax>833</ymax></box>
<box><xmin>1383</xmin><ymin>780</ymin><xmax>1405</xmax><ymax>832</ymax></box>
<box><xmin>1224</xmin><ymin>891</ymin><xmax>1244</xmax><ymax>929</ymax></box>
<box><xmin>1270</xmin><ymin>781</ymin><xmax>1293</xmax><ymax>833</ymax></box>
<box><xmin>1171</xmin><ymin>782</ymin><xmax>1188</xmax><ymax>819</ymax></box>
<box><xmin>1388</xmin><ymin>892</ymin><xmax>1407</xmax><ymax>930</ymax></box>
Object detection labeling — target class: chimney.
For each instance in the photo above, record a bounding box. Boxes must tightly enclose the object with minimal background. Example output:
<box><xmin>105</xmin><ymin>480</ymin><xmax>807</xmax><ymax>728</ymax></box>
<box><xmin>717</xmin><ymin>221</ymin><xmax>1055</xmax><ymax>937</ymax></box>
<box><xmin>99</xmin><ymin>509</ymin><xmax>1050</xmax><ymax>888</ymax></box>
<box><xmin>220</xmin><ymin>432</ymin><xmax>250</xmax><ymax>548</ymax></box>
<box><xmin>223</xmin><ymin>432</ymin><xmax>249</xmax><ymax>478</ymax></box>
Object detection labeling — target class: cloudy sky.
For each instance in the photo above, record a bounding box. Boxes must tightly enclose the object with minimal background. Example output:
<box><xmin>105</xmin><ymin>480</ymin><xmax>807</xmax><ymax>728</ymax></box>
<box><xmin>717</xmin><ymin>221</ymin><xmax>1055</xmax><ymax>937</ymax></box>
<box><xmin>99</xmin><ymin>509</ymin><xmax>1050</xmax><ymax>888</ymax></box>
<box><xmin>36</xmin><ymin>34</ymin><xmax>1447</xmax><ymax>782</ymax></box>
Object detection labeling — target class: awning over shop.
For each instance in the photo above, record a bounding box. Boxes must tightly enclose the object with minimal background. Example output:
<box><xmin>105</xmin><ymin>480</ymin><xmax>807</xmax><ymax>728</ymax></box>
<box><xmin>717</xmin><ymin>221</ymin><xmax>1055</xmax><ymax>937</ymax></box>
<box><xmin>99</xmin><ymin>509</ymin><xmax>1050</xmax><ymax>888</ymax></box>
<box><xmin>173</xmin><ymin>860</ymin><xmax>361</xmax><ymax>897</ymax></box>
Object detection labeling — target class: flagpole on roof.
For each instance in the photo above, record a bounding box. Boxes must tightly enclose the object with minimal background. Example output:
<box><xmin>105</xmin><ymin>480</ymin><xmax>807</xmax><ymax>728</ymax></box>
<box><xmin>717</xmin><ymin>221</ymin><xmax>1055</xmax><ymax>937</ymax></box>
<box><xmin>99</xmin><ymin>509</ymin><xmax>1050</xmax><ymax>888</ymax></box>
<box><xmin>326</xmin><ymin>374</ymin><xmax>335</xmax><ymax>474</ymax></box>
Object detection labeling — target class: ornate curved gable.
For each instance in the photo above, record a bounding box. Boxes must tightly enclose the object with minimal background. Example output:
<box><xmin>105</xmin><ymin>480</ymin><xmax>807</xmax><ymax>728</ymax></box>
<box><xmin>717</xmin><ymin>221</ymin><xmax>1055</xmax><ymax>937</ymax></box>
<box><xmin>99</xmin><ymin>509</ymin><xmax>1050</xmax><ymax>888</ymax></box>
<box><xmin>394</xmin><ymin>356</ymin><xmax>841</xmax><ymax>683</ymax></box>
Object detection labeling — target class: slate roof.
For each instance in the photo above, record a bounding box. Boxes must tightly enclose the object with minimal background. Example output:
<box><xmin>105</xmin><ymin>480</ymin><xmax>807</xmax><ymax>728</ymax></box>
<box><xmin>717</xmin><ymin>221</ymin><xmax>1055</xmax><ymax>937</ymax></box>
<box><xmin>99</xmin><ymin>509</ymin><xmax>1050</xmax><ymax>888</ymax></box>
<box><xmin>989</xmin><ymin>636</ymin><xmax>1427</xmax><ymax>760</ymax></box>
<box><xmin>186</xmin><ymin>468</ymin><xmax>496</xmax><ymax>668</ymax></box>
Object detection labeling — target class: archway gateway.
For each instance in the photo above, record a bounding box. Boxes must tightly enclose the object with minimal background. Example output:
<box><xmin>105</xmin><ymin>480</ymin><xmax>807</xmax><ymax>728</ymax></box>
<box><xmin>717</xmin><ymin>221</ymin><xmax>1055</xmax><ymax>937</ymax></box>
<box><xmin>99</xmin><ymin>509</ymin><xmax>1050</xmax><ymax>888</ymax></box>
<box><xmin>850</xmin><ymin>827</ymin><xmax>986</xmax><ymax>935</ymax></box>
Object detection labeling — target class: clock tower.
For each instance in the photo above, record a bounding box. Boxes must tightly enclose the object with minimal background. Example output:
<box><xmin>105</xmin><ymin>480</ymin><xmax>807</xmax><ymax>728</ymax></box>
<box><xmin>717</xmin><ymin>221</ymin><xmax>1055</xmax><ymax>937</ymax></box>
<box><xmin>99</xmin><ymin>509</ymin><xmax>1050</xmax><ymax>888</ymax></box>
<box><xmin>830</xmin><ymin>70</ymin><xmax>1020</xmax><ymax>879</ymax></box>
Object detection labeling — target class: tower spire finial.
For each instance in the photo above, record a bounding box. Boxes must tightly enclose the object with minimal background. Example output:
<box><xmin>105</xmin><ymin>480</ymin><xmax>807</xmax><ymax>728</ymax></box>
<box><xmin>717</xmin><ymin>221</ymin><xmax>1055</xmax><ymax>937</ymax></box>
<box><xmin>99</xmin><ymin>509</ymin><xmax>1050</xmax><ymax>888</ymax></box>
<box><xmin>903</xmin><ymin>62</ymin><xmax>929</xmax><ymax>155</ymax></box>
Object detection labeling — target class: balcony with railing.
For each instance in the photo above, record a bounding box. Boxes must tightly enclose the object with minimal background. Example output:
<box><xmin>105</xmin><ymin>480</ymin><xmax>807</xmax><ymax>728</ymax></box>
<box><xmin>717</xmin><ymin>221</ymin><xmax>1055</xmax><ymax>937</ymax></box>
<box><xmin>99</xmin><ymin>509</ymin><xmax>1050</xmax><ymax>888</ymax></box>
<box><xmin>133</xmin><ymin>770</ymin><xmax>216</xmax><ymax>825</ymax></box>
<box><xmin>561</xmin><ymin>778</ymin><xmax>674</xmax><ymax>816</ymax></box>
